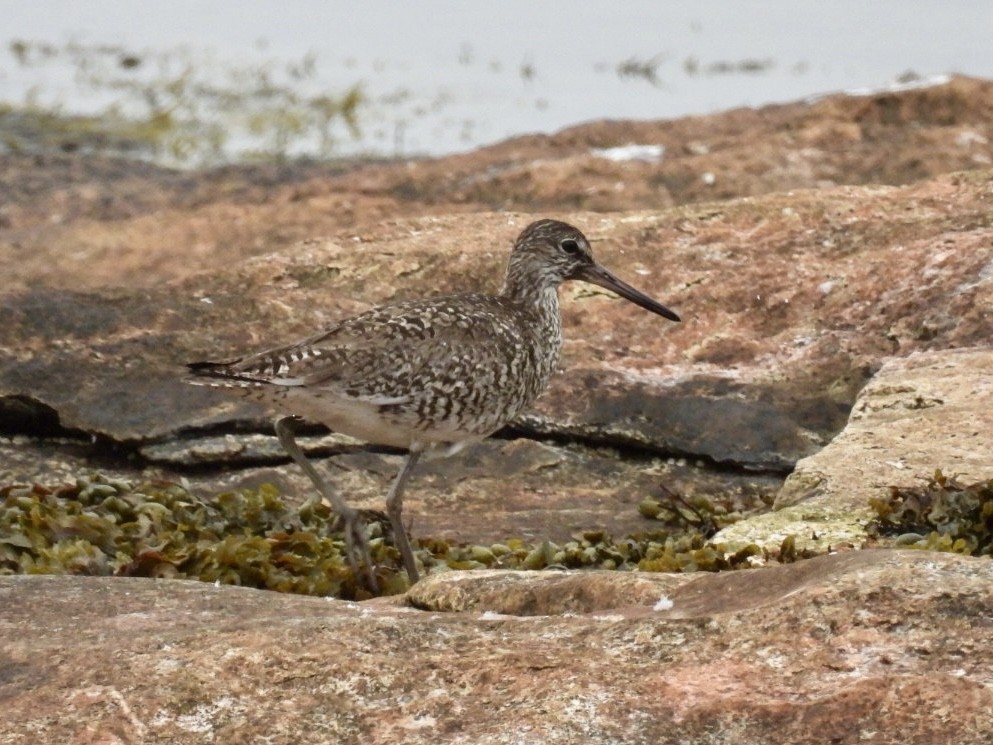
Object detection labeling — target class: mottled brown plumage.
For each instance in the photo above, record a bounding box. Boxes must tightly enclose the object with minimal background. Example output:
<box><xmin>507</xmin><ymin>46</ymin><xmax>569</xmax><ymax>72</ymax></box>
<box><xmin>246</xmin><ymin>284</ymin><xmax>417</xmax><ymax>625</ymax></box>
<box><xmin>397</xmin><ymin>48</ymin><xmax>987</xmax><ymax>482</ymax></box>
<box><xmin>187</xmin><ymin>219</ymin><xmax>679</xmax><ymax>591</ymax></box>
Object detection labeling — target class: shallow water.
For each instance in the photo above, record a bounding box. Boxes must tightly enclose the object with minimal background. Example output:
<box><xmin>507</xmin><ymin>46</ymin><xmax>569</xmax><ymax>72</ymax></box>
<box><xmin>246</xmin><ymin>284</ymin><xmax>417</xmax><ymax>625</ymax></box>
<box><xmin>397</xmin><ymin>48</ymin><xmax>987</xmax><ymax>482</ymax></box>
<box><xmin>2</xmin><ymin>1</ymin><xmax>992</xmax><ymax>163</ymax></box>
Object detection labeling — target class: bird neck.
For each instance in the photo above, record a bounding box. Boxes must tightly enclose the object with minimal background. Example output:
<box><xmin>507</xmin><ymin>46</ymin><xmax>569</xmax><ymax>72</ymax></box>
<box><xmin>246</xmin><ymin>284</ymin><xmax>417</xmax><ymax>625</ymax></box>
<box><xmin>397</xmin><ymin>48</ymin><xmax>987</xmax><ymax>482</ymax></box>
<box><xmin>500</xmin><ymin>265</ymin><xmax>562</xmax><ymax>323</ymax></box>
<box><xmin>499</xmin><ymin>264</ymin><xmax>565</xmax><ymax>387</ymax></box>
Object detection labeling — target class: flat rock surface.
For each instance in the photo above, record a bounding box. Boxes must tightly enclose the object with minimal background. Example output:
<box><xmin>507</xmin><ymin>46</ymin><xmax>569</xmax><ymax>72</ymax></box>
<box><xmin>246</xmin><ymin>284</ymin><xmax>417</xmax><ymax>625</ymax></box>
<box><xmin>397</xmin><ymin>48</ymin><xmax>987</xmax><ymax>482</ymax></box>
<box><xmin>2</xmin><ymin>550</ymin><xmax>992</xmax><ymax>744</ymax></box>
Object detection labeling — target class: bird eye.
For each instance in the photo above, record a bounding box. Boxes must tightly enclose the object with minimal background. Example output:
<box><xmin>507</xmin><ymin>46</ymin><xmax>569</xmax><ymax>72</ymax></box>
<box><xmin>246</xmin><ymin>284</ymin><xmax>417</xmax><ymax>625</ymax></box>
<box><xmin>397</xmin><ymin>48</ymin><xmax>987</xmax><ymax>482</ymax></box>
<box><xmin>560</xmin><ymin>239</ymin><xmax>582</xmax><ymax>255</ymax></box>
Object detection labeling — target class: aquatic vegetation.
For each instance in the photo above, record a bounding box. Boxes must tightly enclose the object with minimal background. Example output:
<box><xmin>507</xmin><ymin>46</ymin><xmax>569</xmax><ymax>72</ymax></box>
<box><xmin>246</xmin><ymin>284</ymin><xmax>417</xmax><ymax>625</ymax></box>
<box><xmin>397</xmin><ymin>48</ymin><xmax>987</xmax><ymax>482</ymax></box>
<box><xmin>3</xmin><ymin>39</ymin><xmax>365</xmax><ymax>166</ymax></box>
<box><xmin>616</xmin><ymin>54</ymin><xmax>669</xmax><ymax>87</ymax></box>
<box><xmin>637</xmin><ymin>483</ymin><xmax>762</xmax><ymax>537</ymax></box>
<box><xmin>869</xmin><ymin>470</ymin><xmax>993</xmax><ymax>556</ymax></box>
<box><xmin>1</xmin><ymin>474</ymin><xmax>797</xmax><ymax>598</ymax></box>
<box><xmin>0</xmin><ymin>476</ymin><xmax>370</xmax><ymax>597</ymax></box>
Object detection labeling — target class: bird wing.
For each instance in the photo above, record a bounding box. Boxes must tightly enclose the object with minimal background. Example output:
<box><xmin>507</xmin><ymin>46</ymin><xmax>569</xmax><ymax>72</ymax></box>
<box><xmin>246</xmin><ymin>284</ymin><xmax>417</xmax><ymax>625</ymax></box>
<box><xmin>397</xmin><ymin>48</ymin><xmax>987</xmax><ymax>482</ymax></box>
<box><xmin>188</xmin><ymin>295</ymin><xmax>525</xmax><ymax>405</ymax></box>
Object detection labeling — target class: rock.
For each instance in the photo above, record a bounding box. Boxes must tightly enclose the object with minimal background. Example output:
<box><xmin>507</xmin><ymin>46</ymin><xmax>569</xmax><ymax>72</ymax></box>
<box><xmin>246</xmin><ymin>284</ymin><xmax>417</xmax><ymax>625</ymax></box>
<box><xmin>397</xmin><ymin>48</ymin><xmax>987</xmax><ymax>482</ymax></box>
<box><xmin>138</xmin><ymin>431</ymin><xmax>363</xmax><ymax>468</ymax></box>
<box><xmin>4</xmin><ymin>173</ymin><xmax>993</xmax><ymax>454</ymax></box>
<box><xmin>3</xmin><ymin>76</ymin><xmax>993</xmax><ymax>557</ymax></box>
<box><xmin>406</xmin><ymin>568</ymin><xmax>690</xmax><ymax>615</ymax></box>
<box><xmin>516</xmin><ymin>372</ymin><xmax>841</xmax><ymax>470</ymax></box>
<box><xmin>4</xmin><ymin>76</ymin><xmax>993</xmax><ymax>294</ymax></box>
<box><xmin>2</xmin><ymin>550</ymin><xmax>992</xmax><ymax>743</ymax></box>
<box><xmin>3</xmin><ymin>179</ymin><xmax>992</xmax><ymax>548</ymax></box>
<box><xmin>4</xmin><ymin>76</ymin><xmax>993</xmax><ymax>743</ymax></box>
<box><xmin>715</xmin><ymin>347</ymin><xmax>993</xmax><ymax>553</ymax></box>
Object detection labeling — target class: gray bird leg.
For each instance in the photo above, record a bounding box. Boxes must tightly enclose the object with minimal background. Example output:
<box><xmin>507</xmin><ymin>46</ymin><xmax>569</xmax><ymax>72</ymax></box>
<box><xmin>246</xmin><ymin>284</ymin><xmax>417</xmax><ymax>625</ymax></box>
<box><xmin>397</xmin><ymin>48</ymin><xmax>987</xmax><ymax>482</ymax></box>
<box><xmin>385</xmin><ymin>446</ymin><xmax>424</xmax><ymax>584</ymax></box>
<box><xmin>274</xmin><ymin>415</ymin><xmax>378</xmax><ymax>593</ymax></box>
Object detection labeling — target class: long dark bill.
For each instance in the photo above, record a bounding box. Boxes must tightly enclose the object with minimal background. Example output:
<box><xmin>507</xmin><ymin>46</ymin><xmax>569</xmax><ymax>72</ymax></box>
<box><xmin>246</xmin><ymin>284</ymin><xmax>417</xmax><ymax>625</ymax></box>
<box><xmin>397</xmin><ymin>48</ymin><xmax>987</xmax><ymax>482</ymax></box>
<box><xmin>574</xmin><ymin>263</ymin><xmax>680</xmax><ymax>322</ymax></box>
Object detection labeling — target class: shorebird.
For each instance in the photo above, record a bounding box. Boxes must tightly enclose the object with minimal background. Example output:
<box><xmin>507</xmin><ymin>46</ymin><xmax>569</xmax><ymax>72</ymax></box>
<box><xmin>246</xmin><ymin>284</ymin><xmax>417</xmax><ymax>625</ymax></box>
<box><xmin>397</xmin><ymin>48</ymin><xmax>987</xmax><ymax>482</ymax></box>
<box><xmin>187</xmin><ymin>219</ymin><xmax>679</xmax><ymax>591</ymax></box>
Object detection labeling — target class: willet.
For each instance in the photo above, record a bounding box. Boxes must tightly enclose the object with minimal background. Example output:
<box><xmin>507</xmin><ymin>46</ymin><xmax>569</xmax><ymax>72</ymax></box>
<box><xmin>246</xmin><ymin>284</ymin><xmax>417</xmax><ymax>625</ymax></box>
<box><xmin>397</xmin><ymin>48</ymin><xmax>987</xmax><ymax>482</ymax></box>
<box><xmin>187</xmin><ymin>219</ymin><xmax>679</xmax><ymax>591</ymax></box>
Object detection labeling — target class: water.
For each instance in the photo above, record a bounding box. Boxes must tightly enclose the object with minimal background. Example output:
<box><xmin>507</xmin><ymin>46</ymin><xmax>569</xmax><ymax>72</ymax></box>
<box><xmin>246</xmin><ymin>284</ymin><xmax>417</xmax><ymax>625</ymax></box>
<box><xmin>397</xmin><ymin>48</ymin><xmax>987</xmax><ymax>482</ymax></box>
<box><xmin>2</xmin><ymin>1</ymin><xmax>992</xmax><ymax>164</ymax></box>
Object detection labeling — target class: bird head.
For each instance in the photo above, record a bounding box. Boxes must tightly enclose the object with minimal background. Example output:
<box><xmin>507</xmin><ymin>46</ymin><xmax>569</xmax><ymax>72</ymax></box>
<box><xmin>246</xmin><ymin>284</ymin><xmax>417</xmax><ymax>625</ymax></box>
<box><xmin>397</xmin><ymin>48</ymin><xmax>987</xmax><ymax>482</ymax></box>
<box><xmin>507</xmin><ymin>219</ymin><xmax>680</xmax><ymax>322</ymax></box>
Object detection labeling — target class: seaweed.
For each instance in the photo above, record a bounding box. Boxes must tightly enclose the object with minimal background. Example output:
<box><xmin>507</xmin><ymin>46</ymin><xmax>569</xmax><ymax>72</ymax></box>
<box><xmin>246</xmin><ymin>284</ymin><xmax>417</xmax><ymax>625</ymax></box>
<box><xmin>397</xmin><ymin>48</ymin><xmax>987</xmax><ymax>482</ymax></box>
<box><xmin>0</xmin><ymin>477</ymin><xmax>369</xmax><ymax>597</ymax></box>
<box><xmin>0</xmin><ymin>474</ymin><xmax>793</xmax><ymax>598</ymax></box>
<box><xmin>636</xmin><ymin>483</ymin><xmax>762</xmax><ymax>538</ymax></box>
<box><xmin>868</xmin><ymin>470</ymin><xmax>993</xmax><ymax>556</ymax></box>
